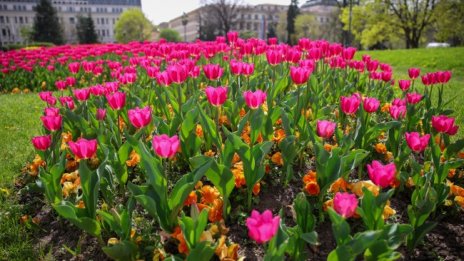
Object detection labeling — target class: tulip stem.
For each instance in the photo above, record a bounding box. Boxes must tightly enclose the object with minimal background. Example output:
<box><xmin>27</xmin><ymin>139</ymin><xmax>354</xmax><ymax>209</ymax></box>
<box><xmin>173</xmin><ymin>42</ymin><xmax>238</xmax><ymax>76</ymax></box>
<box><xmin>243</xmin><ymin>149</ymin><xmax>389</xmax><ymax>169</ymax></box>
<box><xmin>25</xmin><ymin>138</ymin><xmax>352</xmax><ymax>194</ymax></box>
<box><xmin>177</xmin><ymin>84</ymin><xmax>182</xmax><ymax>116</ymax></box>
<box><xmin>216</xmin><ymin>106</ymin><xmax>222</xmax><ymax>160</ymax></box>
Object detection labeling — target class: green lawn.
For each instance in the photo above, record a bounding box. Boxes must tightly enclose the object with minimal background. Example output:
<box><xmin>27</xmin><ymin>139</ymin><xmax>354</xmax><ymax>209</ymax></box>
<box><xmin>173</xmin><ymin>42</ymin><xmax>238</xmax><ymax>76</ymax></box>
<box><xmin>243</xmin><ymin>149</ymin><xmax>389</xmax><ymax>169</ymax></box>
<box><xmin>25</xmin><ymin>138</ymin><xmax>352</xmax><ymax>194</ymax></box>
<box><xmin>357</xmin><ymin>47</ymin><xmax>464</xmax><ymax>138</ymax></box>
<box><xmin>0</xmin><ymin>47</ymin><xmax>462</xmax><ymax>259</ymax></box>
<box><xmin>0</xmin><ymin>93</ymin><xmax>42</xmax><ymax>260</ymax></box>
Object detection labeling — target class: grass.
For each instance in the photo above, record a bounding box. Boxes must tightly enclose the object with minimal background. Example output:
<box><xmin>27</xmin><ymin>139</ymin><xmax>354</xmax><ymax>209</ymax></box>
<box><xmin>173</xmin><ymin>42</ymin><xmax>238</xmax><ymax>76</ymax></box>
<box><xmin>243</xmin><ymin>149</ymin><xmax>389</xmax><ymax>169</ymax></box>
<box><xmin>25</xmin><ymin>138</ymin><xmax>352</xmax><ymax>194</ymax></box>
<box><xmin>357</xmin><ymin>47</ymin><xmax>464</xmax><ymax>138</ymax></box>
<box><xmin>0</xmin><ymin>47</ymin><xmax>462</xmax><ymax>259</ymax></box>
<box><xmin>0</xmin><ymin>93</ymin><xmax>42</xmax><ymax>260</ymax></box>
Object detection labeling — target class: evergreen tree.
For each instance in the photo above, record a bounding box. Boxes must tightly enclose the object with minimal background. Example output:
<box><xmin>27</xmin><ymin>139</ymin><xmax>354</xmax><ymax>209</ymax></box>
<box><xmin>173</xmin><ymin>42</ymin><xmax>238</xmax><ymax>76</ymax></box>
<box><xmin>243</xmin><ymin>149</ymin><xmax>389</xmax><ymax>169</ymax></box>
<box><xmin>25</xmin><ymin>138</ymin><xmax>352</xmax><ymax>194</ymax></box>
<box><xmin>287</xmin><ymin>0</ymin><xmax>299</xmax><ymax>44</ymax></box>
<box><xmin>267</xmin><ymin>23</ymin><xmax>277</xmax><ymax>39</ymax></box>
<box><xmin>77</xmin><ymin>15</ymin><xmax>98</xmax><ymax>44</ymax></box>
<box><xmin>32</xmin><ymin>0</ymin><xmax>64</xmax><ymax>44</ymax></box>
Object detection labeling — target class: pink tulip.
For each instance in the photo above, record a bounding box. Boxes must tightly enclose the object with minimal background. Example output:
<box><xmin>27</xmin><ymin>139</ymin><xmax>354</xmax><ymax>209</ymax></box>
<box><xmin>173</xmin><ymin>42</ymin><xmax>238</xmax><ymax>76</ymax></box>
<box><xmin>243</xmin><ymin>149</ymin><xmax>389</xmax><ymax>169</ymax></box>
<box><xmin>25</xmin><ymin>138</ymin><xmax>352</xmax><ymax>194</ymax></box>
<box><xmin>308</xmin><ymin>48</ymin><xmax>322</xmax><ymax>60</ymax></box>
<box><xmin>246</xmin><ymin>210</ymin><xmax>280</xmax><ymax>244</ymax></box>
<box><xmin>243</xmin><ymin>90</ymin><xmax>267</xmax><ymax>109</ymax></box>
<box><xmin>156</xmin><ymin>71</ymin><xmax>172</xmax><ymax>86</ymax></box>
<box><xmin>44</xmin><ymin>107</ymin><xmax>60</xmax><ymax>116</ymax></box>
<box><xmin>367</xmin><ymin>160</ymin><xmax>396</xmax><ymax>188</ymax></box>
<box><xmin>242</xmin><ymin>63</ymin><xmax>254</xmax><ymax>76</ymax></box>
<box><xmin>363</xmin><ymin>97</ymin><xmax>380</xmax><ymax>113</ymax></box>
<box><xmin>381</xmin><ymin>71</ymin><xmax>392</xmax><ymax>82</ymax></box>
<box><xmin>389</xmin><ymin>105</ymin><xmax>406</xmax><ymax>120</ymax></box>
<box><xmin>316</xmin><ymin>120</ymin><xmax>337</xmax><ymax>138</ymax></box>
<box><xmin>73</xmin><ymin>88</ymin><xmax>90</xmax><ymax>101</ymax></box>
<box><xmin>96</xmin><ymin>108</ymin><xmax>106</xmax><ymax>121</ymax></box>
<box><xmin>436</xmin><ymin>71</ymin><xmax>452</xmax><ymax>84</ymax></box>
<box><xmin>268</xmin><ymin>37</ymin><xmax>278</xmax><ymax>45</ymax></box>
<box><xmin>230</xmin><ymin>60</ymin><xmax>242</xmax><ymax>75</ymax></box>
<box><xmin>333</xmin><ymin>192</ymin><xmax>358</xmax><ymax>218</ymax></box>
<box><xmin>290</xmin><ymin>66</ymin><xmax>311</xmax><ymax>85</ymax></box>
<box><xmin>41</xmin><ymin>115</ymin><xmax>62</xmax><ymax>131</ymax></box>
<box><xmin>266</xmin><ymin>50</ymin><xmax>283</xmax><ymax>66</ymax></box>
<box><xmin>342</xmin><ymin>47</ymin><xmax>357</xmax><ymax>60</ymax></box>
<box><xmin>68</xmin><ymin>138</ymin><xmax>98</xmax><ymax>159</ymax></box>
<box><xmin>167</xmin><ymin>64</ymin><xmax>188</xmax><ymax>84</ymax></box>
<box><xmin>205</xmin><ymin>86</ymin><xmax>228</xmax><ymax>106</ymax></box>
<box><xmin>146</xmin><ymin>66</ymin><xmax>159</xmax><ymax>79</ymax></box>
<box><xmin>66</xmin><ymin>77</ymin><xmax>76</xmax><ymax>87</ymax></box>
<box><xmin>106</xmin><ymin>91</ymin><xmax>126</xmax><ymax>110</ymax></box>
<box><xmin>408</xmin><ymin>68</ymin><xmax>420</xmax><ymax>79</ymax></box>
<box><xmin>340</xmin><ymin>94</ymin><xmax>361</xmax><ymax>115</ymax></box>
<box><xmin>152</xmin><ymin>134</ymin><xmax>180</xmax><ymax>158</ymax></box>
<box><xmin>432</xmin><ymin>115</ymin><xmax>459</xmax><ymax>135</ymax></box>
<box><xmin>405</xmin><ymin>132</ymin><xmax>430</xmax><ymax>152</ymax></box>
<box><xmin>68</xmin><ymin>62</ymin><xmax>80</xmax><ymax>74</ymax></box>
<box><xmin>406</xmin><ymin>93</ymin><xmax>423</xmax><ymax>104</ymax></box>
<box><xmin>90</xmin><ymin>85</ymin><xmax>106</xmax><ymax>96</ymax></box>
<box><xmin>398</xmin><ymin>80</ymin><xmax>411</xmax><ymax>91</ymax></box>
<box><xmin>366</xmin><ymin>60</ymin><xmax>379</xmax><ymax>72</ymax></box>
<box><xmin>227</xmin><ymin>31</ymin><xmax>238</xmax><ymax>44</ymax></box>
<box><xmin>32</xmin><ymin>135</ymin><xmax>52</xmax><ymax>151</ymax></box>
<box><xmin>39</xmin><ymin>91</ymin><xmax>53</xmax><ymax>102</ymax></box>
<box><xmin>203</xmin><ymin>64</ymin><xmax>223</xmax><ymax>81</ymax></box>
<box><xmin>392</xmin><ymin>98</ymin><xmax>406</xmax><ymax>107</ymax></box>
<box><xmin>55</xmin><ymin>80</ymin><xmax>67</xmax><ymax>91</ymax></box>
<box><xmin>128</xmin><ymin>106</ymin><xmax>152</xmax><ymax>128</ymax></box>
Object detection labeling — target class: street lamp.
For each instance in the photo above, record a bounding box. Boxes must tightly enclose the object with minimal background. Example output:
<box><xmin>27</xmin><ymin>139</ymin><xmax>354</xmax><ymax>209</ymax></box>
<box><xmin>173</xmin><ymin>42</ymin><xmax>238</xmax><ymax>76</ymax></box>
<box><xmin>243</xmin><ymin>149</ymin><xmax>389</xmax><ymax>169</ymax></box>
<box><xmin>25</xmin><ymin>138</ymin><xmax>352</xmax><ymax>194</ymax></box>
<box><xmin>181</xmin><ymin>12</ymin><xmax>188</xmax><ymax>42</ymax></box>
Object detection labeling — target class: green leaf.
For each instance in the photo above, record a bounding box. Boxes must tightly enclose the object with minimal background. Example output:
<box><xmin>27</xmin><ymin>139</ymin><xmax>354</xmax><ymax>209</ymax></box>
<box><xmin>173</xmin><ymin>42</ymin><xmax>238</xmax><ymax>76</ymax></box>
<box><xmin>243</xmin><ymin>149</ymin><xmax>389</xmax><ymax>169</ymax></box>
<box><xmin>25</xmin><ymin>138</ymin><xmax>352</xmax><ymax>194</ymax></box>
<box><xmin>301</xmin><ymin>232</ymin><xmax>318</xmax><ymax>245</ymax></box>
<box><xmin>328</xmin><ymin>208</ymin><xmax>351</xmax><ymax>246</ymax></box>
<box><xmin>185</xmin><ymin>241</ymin><xmax>216</xmax><ymax>261</ymax></box>
<box><xmin>78</xmin><ymin>160</ymin><xmax>100</xmax><ymax>218</ymax></box>
<box><xmin>102</xmin><ymin>240</ymin><xmax>138</xmax><ymax>261</ymax></box>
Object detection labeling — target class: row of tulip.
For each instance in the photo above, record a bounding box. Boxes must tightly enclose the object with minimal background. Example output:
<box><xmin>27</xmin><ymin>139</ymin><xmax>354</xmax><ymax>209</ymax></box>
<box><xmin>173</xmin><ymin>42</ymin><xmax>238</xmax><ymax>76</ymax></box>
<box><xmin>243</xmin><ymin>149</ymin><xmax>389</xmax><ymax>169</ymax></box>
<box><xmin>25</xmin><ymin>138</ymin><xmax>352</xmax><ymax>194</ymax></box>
<box><xmin>19</xmin><ymin>33</ymin><xmax>464</xmax><ymax>260</ymax></box>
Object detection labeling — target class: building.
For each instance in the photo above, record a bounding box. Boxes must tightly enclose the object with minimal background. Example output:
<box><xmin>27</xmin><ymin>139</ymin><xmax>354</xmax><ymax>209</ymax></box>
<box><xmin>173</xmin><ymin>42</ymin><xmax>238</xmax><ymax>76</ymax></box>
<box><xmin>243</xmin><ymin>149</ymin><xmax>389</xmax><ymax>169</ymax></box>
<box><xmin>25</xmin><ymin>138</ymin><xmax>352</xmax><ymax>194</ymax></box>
<box><xmin>166</xmin><ymin>3</ymin><xmax>287</xmax><ymax>42</ymax></box>
<box><xmin>0</xmin><ymin>0</ymin><xmax>141</xmax><ymax>46</ymax></box>
<box><xmin>300</xmin><ymin>0</ymin><xmax>339</xmax><ymax>24</ymax></box>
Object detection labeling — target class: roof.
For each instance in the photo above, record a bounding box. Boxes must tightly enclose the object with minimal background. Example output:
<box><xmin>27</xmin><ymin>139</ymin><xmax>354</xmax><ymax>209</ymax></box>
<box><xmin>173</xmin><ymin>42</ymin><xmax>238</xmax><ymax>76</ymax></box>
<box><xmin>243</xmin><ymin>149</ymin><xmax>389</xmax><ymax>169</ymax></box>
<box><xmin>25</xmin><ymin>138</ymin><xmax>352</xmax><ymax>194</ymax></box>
<box><xmin>301</xmin><ymin>0</ymin><xmax>339</xmax><ymax>8</ymax></box>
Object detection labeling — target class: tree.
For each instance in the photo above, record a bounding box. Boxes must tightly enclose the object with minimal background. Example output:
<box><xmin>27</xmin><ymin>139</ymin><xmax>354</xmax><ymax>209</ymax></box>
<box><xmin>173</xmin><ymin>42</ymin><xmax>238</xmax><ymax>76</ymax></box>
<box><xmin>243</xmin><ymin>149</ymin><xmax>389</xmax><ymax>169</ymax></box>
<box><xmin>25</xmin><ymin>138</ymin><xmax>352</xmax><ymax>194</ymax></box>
<box><xmin>286</xmin><ymin>0</ymin><xmax>299</xmax><ymax>44</ymax></box>
<box><xmin>76</xmin><ymin>15</ymin><xmax>98</xmax><ymax>44</ymax></box>
<box><xmin>276</xmin><ymin>12</ymin><xmax>287</xmax><ymax>43</ymax></box>
<box><xmin>114</xmin><ymin>9</ymin><xmax>154</xmax><ymax>43</ymax></box>
<box><xmin>19</xmin><ymin>26</ymin><xmax>33</xmax><ymax>44</ymax></box>
<box><xmin>267</xmin><ymin>23</ymin><xmax>277</xmax><ymax>39</ymax></box>
<box><xmin>340</xmin><ymin>1</ymin><xmax>402</xmax><ymax>49</ymax></box>
<box><xmin>159</xmin><ymin>29</ymin><xmax>182</xmax><ymax>42</ymax></box>
<box><xmin>385</xmin><ymin>0</ymin><xmax>438</xmax><ymax>48</ymax></box>
<box><xmin>432</xmin><ymin>0</ymin><xmax>464</xmax><ymax>46</ymax></box>
<box><xmin>200</xmin><ymin>0</ymin><xmax>245</xmax><ymax>36</ymax></box>
<box><xmin>32</xmin><ymin>0</ymin><xmax>64</xmax><ymax>44</ymax></box>
<box><xmin>294</xmin><ymin>14</ymin><xmax>318</xmax><ymax>39</ymax></box>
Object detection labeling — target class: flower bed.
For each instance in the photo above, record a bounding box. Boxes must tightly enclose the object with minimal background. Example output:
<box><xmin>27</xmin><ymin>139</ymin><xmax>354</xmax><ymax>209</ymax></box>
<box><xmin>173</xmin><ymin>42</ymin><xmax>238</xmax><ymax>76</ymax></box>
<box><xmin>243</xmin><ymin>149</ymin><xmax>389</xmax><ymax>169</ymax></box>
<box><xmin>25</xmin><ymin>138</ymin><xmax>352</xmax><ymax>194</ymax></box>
<box><xmin>4</xmin><ymin>33</ymin><xmax>464</xmax><ymax>260</ymax></box>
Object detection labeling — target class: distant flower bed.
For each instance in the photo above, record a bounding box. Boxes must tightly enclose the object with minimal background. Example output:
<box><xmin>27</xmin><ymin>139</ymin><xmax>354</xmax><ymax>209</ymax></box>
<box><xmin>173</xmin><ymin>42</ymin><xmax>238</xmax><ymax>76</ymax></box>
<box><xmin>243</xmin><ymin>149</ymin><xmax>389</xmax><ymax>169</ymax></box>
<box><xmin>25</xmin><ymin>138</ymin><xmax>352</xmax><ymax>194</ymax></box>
<box><xmin>10</xmin><ymin>32</ymin><xmax>464</xmax><ymax>260</ymax></box>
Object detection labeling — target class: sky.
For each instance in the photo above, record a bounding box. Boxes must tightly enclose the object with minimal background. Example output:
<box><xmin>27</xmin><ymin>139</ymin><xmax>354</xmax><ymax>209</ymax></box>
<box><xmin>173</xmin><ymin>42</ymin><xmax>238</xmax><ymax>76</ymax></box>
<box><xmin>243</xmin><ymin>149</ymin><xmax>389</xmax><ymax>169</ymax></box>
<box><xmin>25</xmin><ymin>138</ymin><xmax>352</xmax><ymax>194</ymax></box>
<box><xmin>141</xmin><ymin>0</ymin><xmax>292</xmax><ymax>24</ymax></box>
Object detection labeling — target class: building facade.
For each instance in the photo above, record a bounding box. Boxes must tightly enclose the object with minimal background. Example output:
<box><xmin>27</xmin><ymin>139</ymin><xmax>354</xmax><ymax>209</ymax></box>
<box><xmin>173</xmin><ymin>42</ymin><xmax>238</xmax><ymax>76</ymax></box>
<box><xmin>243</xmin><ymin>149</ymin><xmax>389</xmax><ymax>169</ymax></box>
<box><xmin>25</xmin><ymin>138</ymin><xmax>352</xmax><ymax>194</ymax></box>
<box><xmin>166</xmin><ymin>1</ymin><xmax>342</xmax><ymax>43</ymax></box>
<box><xmin>0</xmin><ymin>0</ymin><xmax>141</xmax><ymax>46</ymax></box>
<box><xmin>167</xmin><ymin>4</ymin><xmax>287</xmax><ymax>42</ymax></box>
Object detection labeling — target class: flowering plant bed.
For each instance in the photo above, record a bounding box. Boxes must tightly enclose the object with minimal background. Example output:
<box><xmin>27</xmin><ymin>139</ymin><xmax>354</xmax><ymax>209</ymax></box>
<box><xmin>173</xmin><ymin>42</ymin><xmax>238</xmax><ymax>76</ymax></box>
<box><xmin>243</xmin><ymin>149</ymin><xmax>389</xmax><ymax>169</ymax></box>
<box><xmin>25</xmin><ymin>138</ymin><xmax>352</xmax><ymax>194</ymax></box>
<box><xmin>4</xmin><ymin>33</ymin><xmax>464</xmax><ymax>260</ymax></box>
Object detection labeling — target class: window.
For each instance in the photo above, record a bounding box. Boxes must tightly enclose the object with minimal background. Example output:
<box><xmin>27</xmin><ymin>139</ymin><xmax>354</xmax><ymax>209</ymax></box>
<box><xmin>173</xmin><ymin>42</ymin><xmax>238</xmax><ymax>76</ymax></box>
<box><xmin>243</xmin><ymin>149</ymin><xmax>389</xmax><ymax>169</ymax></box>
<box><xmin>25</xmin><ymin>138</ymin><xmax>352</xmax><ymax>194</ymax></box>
<box><xmin>112</xmin><ymin>18</ymin><xmax>115</xmax><ymax>24</ymax></box>
<box><xmin>25</xmin><ymin>17</ymin><xmax>28</xmax><ymax>23</ymax></box>
<box><xmin>106</xmin><ymin>18</ymin><xmax>108</xmax><ymax>24</ymax></box>
<box><xmin>6</xmin><ymin>17</ymin><xmax>9</xmax><ymax>23</ymax></box>
<box><xmin>0</xmin><ymin>16</ymin><xmax>3</xmax><ymax>23</ymax></box>
<box><xmin>2</xmin><ymin>29</ymin><xmax>6</xmax><ymax>36</ymax></box>
<box><xmin>69</xmin><ymin>17</ymin><xmax>75</xmax><ymax>24</ymax></box>
<box><xmin>102</xmin><ymin>30</ymin><xmax>106</xmax><ymax>36</ymax></box>
<box><xmin>14</xmin><ymin>17</ymin><xmax>17</xmax><ymax>23</ymax></box>
<box><xmin>19</xmin><ymin>17</ymin><xmax>23</xmax><ymax>24</ymax></box>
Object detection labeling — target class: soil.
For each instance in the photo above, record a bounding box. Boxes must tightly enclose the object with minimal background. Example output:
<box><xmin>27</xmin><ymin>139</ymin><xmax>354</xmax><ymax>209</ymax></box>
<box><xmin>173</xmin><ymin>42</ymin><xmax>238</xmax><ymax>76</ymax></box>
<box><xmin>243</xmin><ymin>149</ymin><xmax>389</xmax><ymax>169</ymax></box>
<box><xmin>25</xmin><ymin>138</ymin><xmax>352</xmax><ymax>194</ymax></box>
<box><xmin>16</xmin><ymin>172</ymin><xmax>464</xmax><ymax>261</ymax></box>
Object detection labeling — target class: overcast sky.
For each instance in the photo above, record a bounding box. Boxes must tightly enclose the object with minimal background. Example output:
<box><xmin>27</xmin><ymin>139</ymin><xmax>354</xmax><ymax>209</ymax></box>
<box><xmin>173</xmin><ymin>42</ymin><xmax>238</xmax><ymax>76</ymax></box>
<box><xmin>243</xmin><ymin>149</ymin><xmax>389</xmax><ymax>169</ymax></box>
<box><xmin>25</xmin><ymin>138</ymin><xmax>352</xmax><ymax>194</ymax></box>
<box><xmin>141</xmin><ymin>0</ymin><xmax>291</xmax><ymax>24</ymax></box>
